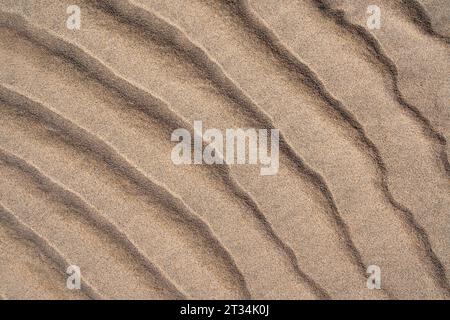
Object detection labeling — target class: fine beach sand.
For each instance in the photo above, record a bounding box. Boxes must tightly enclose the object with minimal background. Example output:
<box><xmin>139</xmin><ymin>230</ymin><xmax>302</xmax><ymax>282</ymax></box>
<box><xmin>0</xmin><ymin>0</ymin><xmax>448</xmax><ymax>300</ymax></box>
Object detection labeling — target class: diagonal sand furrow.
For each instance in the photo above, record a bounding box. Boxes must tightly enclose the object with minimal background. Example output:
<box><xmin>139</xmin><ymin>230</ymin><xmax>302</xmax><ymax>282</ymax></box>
<box><xmin>0</xmin><ymin>43</ymin><xmax>330</xmax><ymax>298</ymax></box>
<box><xmin>409</xmin><ymin>0</ymin><xmax>450</xmax><ymax>39</ymax></box>
<box><xmin>85</xmin><ymin>0</ymin><xmax>449</xmax><ymax>298</ymax></box>
<box><xmin>316</xmin><ymin>0</ymin><xmax>450</xmax><ymax>167</ymax></box>
<box><xmin>0</xmin><ymin>204</ymin><xmax>97</xmax><ymax>300</ymax></box>
<box><xmin>0</xmin><ymin>28</ymin><xmax>325</xmax><ymax>299</ymax></box>
<box><xmin>315</xmin><ymin>0</ymin><xmax>450</xmax><ymax>167</ymax></box>
<box><xmin>0</xmin><ymin>82</ymin><xmax>252</xmax><ymax>299</ymax></box>
<box><xmin>92</xmin><ymin>0</ymin><xmax>382</xmax><ymax>298</ymax></box>
<box><xmin>1</xmin><ymin>0</ymin><xmax>447</xmax><ymax>299</ymax></box>
<box><xmin>302</xmin><ymin>0</ymin><xmax>450</xmax><ymax>286</ymax></box>
<box><xmin>0</xmin><ymin>99</ymin><xmax>252</xmax><ymax>300</ymax></box>
<box><xmin>0</xmin><ymin>148</ymin><xmax>186</xmax><ymax>299</ymax></box>
<box><xmin>2</xmin><ymin>0</ymin><xmax>443</xmax><ymax>298</ymax></box>
<box><xmin>0</xmin><ymin>2</ymin><xmax>391</xmax><ymax>298</ymax></box>
<box><xmin>240</xmin><ymin>0</ymin><xmax>450</xmax><ymax>295</ymax></box>
<box><xmin>0</xmin><ymin>222</ymin><xmax>85</xmax><ymax>300</ymax></box>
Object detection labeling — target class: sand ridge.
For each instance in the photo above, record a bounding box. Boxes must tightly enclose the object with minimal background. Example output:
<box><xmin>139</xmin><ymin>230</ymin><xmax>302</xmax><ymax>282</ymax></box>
<box><xmin>0</xmin><ymin>0</ymin><xmax>448</xmax><ymax>299</ymax></box>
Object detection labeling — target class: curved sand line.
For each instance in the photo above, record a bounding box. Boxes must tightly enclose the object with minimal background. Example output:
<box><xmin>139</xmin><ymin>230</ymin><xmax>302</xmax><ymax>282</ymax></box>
<box><xmin>241</xmin><ymin>0</ymin><xmax>450</xmax><ymax>297</ymax></box>
<box><xmin>0</xmin><ymin>0</ymin><xmax>447</xmax><ymax>299</ymax></box>
<box><xmin>314</xmin><ymin>0</ymin><xmax>449</xmax><ymax>174</ymax></box>
<box><xmin>0</xmin><ymin>220</ymin><xmax>86</xmax><ymax>300</ymax></box>
<box><xmin>95</xmin><ymin>0</ymin><xmax>371</xmax><ymax>290</ymax></box>
<box><xmin>0</xmin><ymin>28</ymin><xmax>323</xmax><ymax>298</ymax></box>
<box><xmin>404</xmin><ymin>0</ymin><xmax>450</xmax><ymax>41</ymax></box>
<box><xmin>0</xmin><ymin>9</ymin><xmax>328</xmax><ymax>299</ymax></box>
<box><xmin>0</xmin><ymin>203</ymin><xmax>102</xmax><ymax>300</ymax></box>
<box><xmin>0</xmin><ymin>147</ymin><xmax>187</xmax><ymax>299</ymax></box>
<box><xmin>309</xmin><ymin>0</ymin><xmax>450</xmax><ymax>293</ymax></box>
<box><xmin>0</xmin><ymin>87</ymin><xmax>252</xmax><ymax>300</ymax></box>
<box><xmin>122</xmin><ymin>1</ymin><xmax>446</xmax><ymax>298</ymax></box>
<box><xmin>0</xmin><ymin>9</ymin><xmax>339</xmax><ymax>299</ymax></box>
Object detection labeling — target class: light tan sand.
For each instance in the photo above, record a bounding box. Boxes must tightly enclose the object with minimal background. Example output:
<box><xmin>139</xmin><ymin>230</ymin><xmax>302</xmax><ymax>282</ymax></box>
<box><xmin>0</xmin><ymin>0</ymin><xmax>448</xmax><ymax>299</ymax></box>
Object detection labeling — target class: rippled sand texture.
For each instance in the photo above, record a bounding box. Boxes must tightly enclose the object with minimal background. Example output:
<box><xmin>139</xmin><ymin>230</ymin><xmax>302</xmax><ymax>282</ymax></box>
<box><xmin>0</xmin><ymin>0</ymin><xmax>448</xmax><ymax>300</ymax></box>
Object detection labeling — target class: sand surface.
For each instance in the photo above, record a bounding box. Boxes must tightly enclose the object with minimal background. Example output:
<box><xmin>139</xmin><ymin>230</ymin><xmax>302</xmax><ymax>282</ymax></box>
<box><xmin>0</xmin><ymin>0</ymin><xmax>448</xmax><ymax>299</ymax></box>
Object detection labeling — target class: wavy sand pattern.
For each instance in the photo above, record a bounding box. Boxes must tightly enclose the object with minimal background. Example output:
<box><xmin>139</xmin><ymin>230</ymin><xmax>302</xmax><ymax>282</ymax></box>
<box><xmin>0</xmin><ymin>0</ymin><xmax>448</xmax><ymax>299</ymax></box>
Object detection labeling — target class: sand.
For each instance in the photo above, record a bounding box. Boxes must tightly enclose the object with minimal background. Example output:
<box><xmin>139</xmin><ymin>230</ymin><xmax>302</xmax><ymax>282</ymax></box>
<box><xmin>0</xmin><ymin>0</ymin><xmax>448</xmax><ymax>300</ymax></box>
